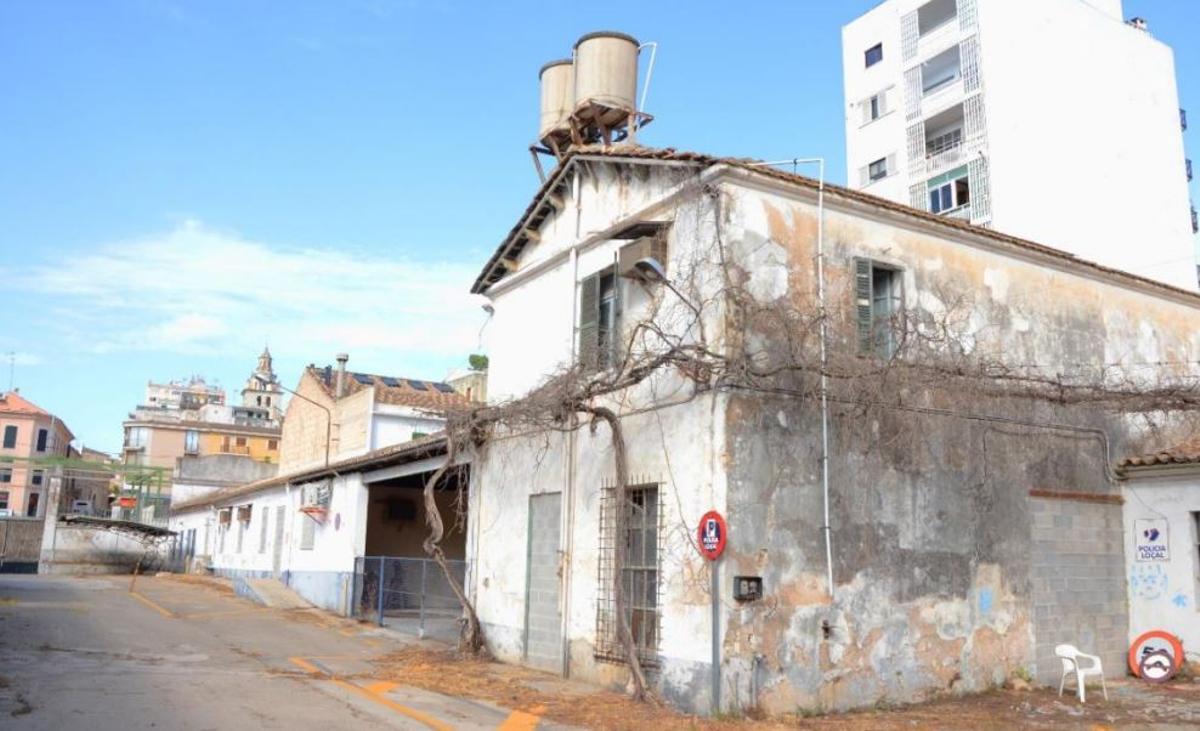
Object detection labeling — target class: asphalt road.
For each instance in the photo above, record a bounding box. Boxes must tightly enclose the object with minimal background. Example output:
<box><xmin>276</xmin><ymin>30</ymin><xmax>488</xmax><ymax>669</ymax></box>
<box><xmin>0</xmin><ymin>574</ymin><xmax>542</xmax><ymax>730</ymax></box>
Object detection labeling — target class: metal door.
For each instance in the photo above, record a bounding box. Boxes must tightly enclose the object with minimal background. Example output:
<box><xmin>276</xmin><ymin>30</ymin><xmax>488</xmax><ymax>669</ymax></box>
<box><xmin>524</xmin><ymin>493</ymin><xmax>563</xmax><ymax>672</ymax></box>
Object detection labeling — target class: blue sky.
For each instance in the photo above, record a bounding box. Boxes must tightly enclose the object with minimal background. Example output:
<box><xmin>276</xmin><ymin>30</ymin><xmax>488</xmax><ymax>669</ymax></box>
<box><xmin>2</xmin><ymin>0</ymin><xmax>1198</xmax><ymax>454</ymax></box>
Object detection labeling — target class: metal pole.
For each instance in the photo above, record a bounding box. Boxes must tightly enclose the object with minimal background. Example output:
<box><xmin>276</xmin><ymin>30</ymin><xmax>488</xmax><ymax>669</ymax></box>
<box><xmin>377</xmin><ymin>556</ymin><xmax>386</xmax><ymax>627</ymax></box>
<box><xmin>419</xmin><ymin>559</ymin><xmax>428</xmax><ymax>639</ymax></box>
<box><xmin>711</xmin><ymin>557</ymin><xmax>721</xmax><ymax>715</ymax></box>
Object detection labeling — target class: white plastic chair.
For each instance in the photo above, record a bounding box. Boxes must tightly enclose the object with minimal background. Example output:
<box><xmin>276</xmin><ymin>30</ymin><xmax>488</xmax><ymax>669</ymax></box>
<box><xmin>1056</xmin><ymin>644</ymin><xmax>1107</xmax><ymax>703</ymax></box>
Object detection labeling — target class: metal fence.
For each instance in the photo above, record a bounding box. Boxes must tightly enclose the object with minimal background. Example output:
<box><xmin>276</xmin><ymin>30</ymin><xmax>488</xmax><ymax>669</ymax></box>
<box><xmin>353</xmin><ymin>556</ymin><xmax>468</xmax><ymax>642</ymax></box>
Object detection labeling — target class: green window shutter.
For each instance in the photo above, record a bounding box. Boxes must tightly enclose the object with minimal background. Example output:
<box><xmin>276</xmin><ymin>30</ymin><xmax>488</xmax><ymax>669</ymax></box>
<box><xmin>578</xmin><ymin>272</ymin><xmax>601</xmax><ymax>370</ymax></box>
<box><xmin>854</xmin><ymin>258</ymin><xmax>874</xmax><ymax>354</ymax></box>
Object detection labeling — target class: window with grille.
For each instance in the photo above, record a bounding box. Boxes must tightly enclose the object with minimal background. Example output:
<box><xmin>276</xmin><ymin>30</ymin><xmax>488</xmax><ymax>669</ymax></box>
<box><xmin>595</xmin><ymin>483</ymin><xmax>662</xmax><ymax>666</ymax></box>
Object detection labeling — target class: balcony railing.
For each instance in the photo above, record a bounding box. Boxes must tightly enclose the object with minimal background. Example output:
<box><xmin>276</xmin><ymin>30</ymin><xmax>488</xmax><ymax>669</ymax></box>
<box><xmin>1182</xmin><ymin>108</ymin><xmax>1189</xmax><ymax>132</ymax></box>
<box><xmin>942</xmin><ymin>204</ymin><xmax>973</xmax><ymax>221</ymax></box>
<box><xmin>1192</xmin><ymin>203</ymin><xmax>1198</xmax><ymax>234</ymax></box>
<box><xmin>218</xmin><ymin>445</ymin><xmax>251</xmax><ymax>456</ymax></box>
<box><xmin>1187</xmin><ymin>158</ymin><xmax>1193</xmax><ymax>182</ymax></box>
<box><xmin>926</xmin><ymin>141</ymin><xmax>967</xmax><ymax>176</ymax></box>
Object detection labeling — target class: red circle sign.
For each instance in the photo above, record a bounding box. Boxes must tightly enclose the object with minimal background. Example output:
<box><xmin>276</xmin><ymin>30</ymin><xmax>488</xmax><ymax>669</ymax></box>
<box><xmin>697</xmin><ymin>511</ymin><xmax>727</xmax><ymax>561</ymax></box>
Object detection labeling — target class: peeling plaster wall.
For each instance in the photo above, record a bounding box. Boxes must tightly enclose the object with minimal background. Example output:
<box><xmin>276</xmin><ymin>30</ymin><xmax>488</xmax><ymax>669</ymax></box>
<box><xmin>471</xmin><ymin>160</ymin><xmax>1200</xmax><ymax>716</ymax></box>
<box><xmin>716</xmin><ymin>176</ymin><xmax>1197</xmax><ymax>712</ymax></box>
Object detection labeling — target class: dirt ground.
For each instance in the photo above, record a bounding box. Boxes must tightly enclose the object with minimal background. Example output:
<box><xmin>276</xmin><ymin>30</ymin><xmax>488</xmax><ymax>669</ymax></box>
<box><xmin>370</xmin><ymin>645</ymin><xmax>1200</xmax><ymax>729</ymax></box>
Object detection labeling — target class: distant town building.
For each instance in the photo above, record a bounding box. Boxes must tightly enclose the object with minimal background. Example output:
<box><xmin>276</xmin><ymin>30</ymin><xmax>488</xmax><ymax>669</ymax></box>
<box><xmin>0</xmin><ymin>390</ymin><xmax>73</xmax><ymax>518</ymax></box>
<box><xmin>842</xmin><ymin>0</ymin><xmax>1196</xmax><ymax>289</ymax></box>
<box><xmin>121</xmin><ymin>353</ymin><xmax>284</xmax><ymax>509</ymax></box>
<box><xmin>64</xmin><ymin>446</ymin><xmax>118</xmax><ymax>516</ymax></box>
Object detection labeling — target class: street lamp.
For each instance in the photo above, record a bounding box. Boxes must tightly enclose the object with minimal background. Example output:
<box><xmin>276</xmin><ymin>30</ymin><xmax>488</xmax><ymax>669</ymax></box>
<box><xmin>254</xmin><ymin>373</ymin><xmax>331</xmax><ymax>467</ymax></box>
<box><xmin>632</xmin><ymin>257</ymin><xmax>702</xmax><ymax>321</ymax></box>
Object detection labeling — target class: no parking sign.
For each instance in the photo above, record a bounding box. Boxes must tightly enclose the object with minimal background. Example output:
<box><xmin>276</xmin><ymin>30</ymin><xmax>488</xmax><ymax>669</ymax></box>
<box><xmin>697</xmin><ymin>511</ymin><xmax>727</xmax><ymax>561</ymax></box>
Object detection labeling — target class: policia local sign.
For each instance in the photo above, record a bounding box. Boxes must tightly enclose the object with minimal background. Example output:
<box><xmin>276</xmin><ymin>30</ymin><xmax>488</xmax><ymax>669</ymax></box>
<box><xmin>1135</xmin><ymin>518</ymin><xmax>1169</xmax><ymax>562</ymax></box>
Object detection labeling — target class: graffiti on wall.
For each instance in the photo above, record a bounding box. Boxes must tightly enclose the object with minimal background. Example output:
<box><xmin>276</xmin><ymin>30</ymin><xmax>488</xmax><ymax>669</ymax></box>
<box><xmin>1130</xmin><ymin>563</ymin><xmax>1168</xmax><ymax>601</ymax></box>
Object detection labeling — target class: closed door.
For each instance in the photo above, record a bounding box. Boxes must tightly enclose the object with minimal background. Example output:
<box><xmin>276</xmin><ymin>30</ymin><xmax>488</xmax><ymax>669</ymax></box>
<box><xmin>524</xmin><ymin>493</ymin><xmax>563</xmax><ymax>672</ymax></box>
<box><xmin>272</xmin><ymin>505</ymin><xmax>286</xmax><ymax>575</ymax></box>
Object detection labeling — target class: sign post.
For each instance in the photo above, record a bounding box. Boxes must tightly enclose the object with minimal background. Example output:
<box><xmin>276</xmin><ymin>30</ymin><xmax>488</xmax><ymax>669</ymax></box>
<box><xmin>697</xmin><ymin>511</ymin><xmax>727</xmax><ymax>715</ymax></box>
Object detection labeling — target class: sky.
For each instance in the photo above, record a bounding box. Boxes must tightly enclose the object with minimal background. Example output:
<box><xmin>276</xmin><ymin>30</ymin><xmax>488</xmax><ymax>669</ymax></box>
<box><xmin>2</xmin><ymin>0</ymin><xmax>1199</xmax><ymax>454</ymax></box>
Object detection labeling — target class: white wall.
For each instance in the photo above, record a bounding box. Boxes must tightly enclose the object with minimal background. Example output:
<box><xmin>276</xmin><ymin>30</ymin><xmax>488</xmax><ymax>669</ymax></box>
<box><xmin>371</xmin><ymin>407</ymin><xmax>446</xmax><ymax>448</ymax></box>
<box><xmin>1123</xmin><ymin>470</ymin><xmax>1200</xmax><ymax>656</ymax></box>
<box><xmin>979</xmin><ymin>0</ymin><xmax>1195</xmax><ymax>290</ymax></box>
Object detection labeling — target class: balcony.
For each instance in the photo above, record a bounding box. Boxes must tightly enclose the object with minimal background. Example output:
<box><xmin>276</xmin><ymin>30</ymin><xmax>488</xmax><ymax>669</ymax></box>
<box><xmin>942</xmin><ymin>204</ymin><xmax>973</xmax><ymax>221</ymax></box>
<box><xmin>915</xmin><ymin>0</ymin><xmax>959</xmax><ymax>57</ymax></box>
<box><xmin>219</xmin><ymin>445</ymin><xmax>251</xmax><ymax>456</ymax></box>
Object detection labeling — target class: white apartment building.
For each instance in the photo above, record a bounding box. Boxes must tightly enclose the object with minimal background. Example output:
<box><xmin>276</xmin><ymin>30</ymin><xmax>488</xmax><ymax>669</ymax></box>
<box><xmin>843</xmin><ymin>0</ymin><xmax>1197</xmax><ymax>290</ymax></box>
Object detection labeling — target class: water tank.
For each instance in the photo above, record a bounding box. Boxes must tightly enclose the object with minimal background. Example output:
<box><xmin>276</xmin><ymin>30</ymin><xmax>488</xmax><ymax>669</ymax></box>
<box><xmin>573</xmin><ymin>31</ymin><xmax>639</xmax><ymax>119</ymax></box>
<box><xmin>538</xmin><ymin>59</ymin><xmax>575</xmax><ymax>140</ymax></box>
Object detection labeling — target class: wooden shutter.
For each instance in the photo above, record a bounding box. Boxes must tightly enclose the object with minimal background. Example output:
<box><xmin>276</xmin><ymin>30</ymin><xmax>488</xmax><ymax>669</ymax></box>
<box><xmin>854</xmin><ymin>258</ymin><xmax>874</xmax><ymax>354</ymax></box>
<box><xmin>578</xmin><ymin>272</ymin><xmax>600</xmax><ymax>370</ymax></box>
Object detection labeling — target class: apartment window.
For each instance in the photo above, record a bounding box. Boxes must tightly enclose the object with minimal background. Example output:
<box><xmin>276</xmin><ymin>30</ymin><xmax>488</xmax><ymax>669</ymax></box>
<box><xmin>31</xmin><ymin>470</ymin><xmax>43</xmax><ymax>487</ymax></box>
<box><xmin>595</xmin><ymin>484</ymin><xmax>661</xmax><ymax>665</ymax></box>
<box><xmin>854</xmin><ymin>258</ymin><xmax>904</xmax><ymax>358</ymax></box>
<box><xmin>0</xmin><ymin>469</ymin><xmax>10</xmax><ymax>484</ymax></box>
<box><xmin>0</xmin><ymin>491</ymin><xmax>8</xmax><ymax>511</ymax></box>
<box><xmin>929</xmin><ymin>175</ymin><xmax>970</xmax><ymax>213</ymax></box>
<box><xmin>185</xmin><ymin>430</ymin><xmax>200</xmax><ymax>453</ymax></box>
<box><xmin>36</xmin><ymin>429</ymin><xmax>48</xmax><ymax>452</ymax></box>
<box><xmin>300</xmin><ymin>516</ymin><xmax>316</xmax><ymax>550</ymax></box>
<box><xmin>26</xmin><ymin>492</ymin><xmax>39</xmax><ymax>518</ymax></box>
<box><xmin>125</xmin><ymin>426</ymin><xmax>148</xmax><ymax>449</ymax></box>
<box><xmin>3</xmin><ymin>425</ymin><xmax>16</xmax><ymax>449</ymax></box>
<box><xmin>578</xmin><ymin>266</ymin><xmax>621</xmax><ymax>371</ymax></box>
<box><xmin>922</xmin><ymin>45</ymin><xmax>961</xmax><ymax>95</ymax></box>
<box><xmin>865</xmin><ymin>43</ymin><xmax>883</xmax><ymax>67</ymax></box>
<box><xmin>235</xmin><ymin>436</ymin><xmax>247</xmax><ymax>448</ymax></box>
<box><xmin>267</xmin><ymin>439</ymin><xmax>278</xmax><ymax>451</ymax></box>
<box><xmin>868</xmin><ymin>157</ymin><xmax>889</xmax><ymax>181</ymax></box>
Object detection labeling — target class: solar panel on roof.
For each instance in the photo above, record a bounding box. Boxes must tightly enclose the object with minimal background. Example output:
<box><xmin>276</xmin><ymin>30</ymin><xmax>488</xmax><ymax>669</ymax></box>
<box><xmin>407</xmin><ymin>380</ymin><xmax>428</xmax><ymax>391</ymax></box>
<box><xmin>433</xmin><ymin>383</ymin><xmax>456</xmax><ymax>393</ymax></box>
<box><xmin>352</xmin><ymin>373</ymin><xmax>374</xmax><ymax>385</ymax></box>
<box><xmin>379</xmin><ymin>376</ymin><xmax>401</xmax><ymax>387</ymax></box>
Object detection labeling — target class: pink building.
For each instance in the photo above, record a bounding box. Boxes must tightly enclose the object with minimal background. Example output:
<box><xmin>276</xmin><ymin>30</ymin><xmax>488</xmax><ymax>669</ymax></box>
<box><xmin>0</xmin><ymin>391</ymin><xmax>73</xmax><ymax>517</ymax></box>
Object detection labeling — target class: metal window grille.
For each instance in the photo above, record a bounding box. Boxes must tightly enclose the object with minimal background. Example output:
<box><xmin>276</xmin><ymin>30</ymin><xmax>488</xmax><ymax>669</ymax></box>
<box><xmin>901</xmin><ymin>10</ymin><xmax>919</xmax><ymax>62</ymax></box>
<box><xmin>968</xmin><ymin>156</ymin><xmax>992</xmax><ymax>223</ymax></box>
<box><xmin>960</xmin><ymin>35</ymin><xmax>982</xmax><ymax>94</ymax></box>
<box><xmin>909</xmin><ymin>183</ymin><xmax>927</xmax><ymax>211</ymax></box>
<box><xmin>906</xmin><ymin>121</ymin><xmax>926</xmax><ymax>178</ymax></box>
<box><xmin>963</xmin><ymin>93</ymin><xmax>987</xmax><ymax>147</ymax></box>
<box><xmin>904</xmin><ymin>67</ymin><xmax>923</xmax><ymax>121</ymax></box>
<box><xmin>958</xmin><ymin>0</ymin><xmax>978</xmax><ymax>32</ymax></box>
<box><xmin>595</xmin><ymin>480</ymin><xmax>663</xmax><ymax>667</ymax></box>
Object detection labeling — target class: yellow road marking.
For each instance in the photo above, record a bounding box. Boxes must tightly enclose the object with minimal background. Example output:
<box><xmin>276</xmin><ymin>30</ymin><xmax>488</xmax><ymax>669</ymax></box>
<box><xmin>289</xmin><ymin>657</ymin><xmax>322</xmax><ymax>674</ymax></box>
<box><xmin>364</xmin><ymin>680</ymin><xmax>398</xmax><ymax>694</ymax></box>
<box><xmin>333</xmin><ymin>678</ymin><xmax>453</xmax><ymax>731</ymax></box>
<box><xmin>498</xmin><ymin>709</ymin><xmax>542</xmax><ymax>730</ymax></box>
<box><xmin>129</xmin><ymin>591</ymin><xmax>175</xmax><ymax>619</ymax></box>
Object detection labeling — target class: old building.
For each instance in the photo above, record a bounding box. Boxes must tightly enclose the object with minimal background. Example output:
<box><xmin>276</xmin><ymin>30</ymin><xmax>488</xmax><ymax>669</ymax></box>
<box><xmin>0</xmin><ymin>390</ymin><xmax>74</xmax><ymax>518</ymax></box>
<box><xmin>460</xmin><ymin>140</ymin><xmax>1200</xmax><ymax>714</ymax></box>
<box><xmin>842</xmin><ymin>0</ymin><xmax>1196</xmax><ymax>289</ymax></box>
<box><xmin>278</xmin><ymin>354</ymin><xmax>466</xmax><ymax>473</ymax></box>
<box><xmin>1119</xmin><ymin>438</ymin><xmax>1200</xmax><ymax>664</ymax></box>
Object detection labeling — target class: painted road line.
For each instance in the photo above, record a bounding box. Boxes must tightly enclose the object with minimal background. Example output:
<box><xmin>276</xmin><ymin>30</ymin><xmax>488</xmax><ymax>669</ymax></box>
<box><xmin>498</xmin><ymin>709</ymin><xmax>542</xmax><ymax>730</ymax></box>
<box><xmin>288</xmin><ymin>657</ymin><xmax>451</xmax><ymax>731</ymax></box>
<box><xmin>129</xmin><ymin>591</ymin><xmax>175</xmax><ymax>619</ymax></box>
<box><xmin>364</xmin><ymin>680</ymin><xmax>398</xmax><ymax>694</ymax></box>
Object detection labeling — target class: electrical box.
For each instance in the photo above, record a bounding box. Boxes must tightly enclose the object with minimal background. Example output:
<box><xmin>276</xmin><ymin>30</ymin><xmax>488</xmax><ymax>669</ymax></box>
<box><xmin>733</xmin><ymin>575</ymin><xmax>763</xmax><ymax>602</ymax></box>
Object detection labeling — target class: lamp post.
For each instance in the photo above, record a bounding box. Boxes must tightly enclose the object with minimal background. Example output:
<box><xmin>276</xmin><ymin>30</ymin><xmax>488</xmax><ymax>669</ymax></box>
<box><xmin>255</xmin><ymin>374</ymin><xmax>331</xmax><ymax>467</ymax></box>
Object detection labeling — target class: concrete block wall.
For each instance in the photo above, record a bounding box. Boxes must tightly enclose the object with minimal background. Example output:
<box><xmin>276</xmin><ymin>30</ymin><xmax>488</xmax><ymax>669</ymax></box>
<box><xmin>1029</xmin><ymin>496</ymin><xmax>1128</xmax><ymax>682</ymax></box>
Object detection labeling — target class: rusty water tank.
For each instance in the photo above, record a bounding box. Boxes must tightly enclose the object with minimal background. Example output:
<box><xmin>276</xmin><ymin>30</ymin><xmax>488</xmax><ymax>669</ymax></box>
<box><xmin>538</xmin><ymin>58</ymin><xmax>575</xmax><ymax>140</ymax></box>
<box><xmin>573</xmin><ymin>31</ymin><xmax>639</xmax><ymax>118</ymax></box>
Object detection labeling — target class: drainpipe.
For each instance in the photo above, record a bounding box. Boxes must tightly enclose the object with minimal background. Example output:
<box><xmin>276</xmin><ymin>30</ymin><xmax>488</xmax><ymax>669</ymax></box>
<box><xmin>335</xmin><ymin>353</ymin><xmax>349</xmax><ymax>399</ymax></box>
<box><xmin>749</xmin><ymin>158</ymin><xmax>834</xmax><ymax>600</ymax></box>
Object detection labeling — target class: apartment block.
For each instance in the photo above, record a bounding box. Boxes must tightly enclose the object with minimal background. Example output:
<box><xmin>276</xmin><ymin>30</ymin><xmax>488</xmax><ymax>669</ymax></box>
<box><xmin>843</xmin><ymin>0</ymin><xmax>1196</xmax><ymax>290</ymax></box>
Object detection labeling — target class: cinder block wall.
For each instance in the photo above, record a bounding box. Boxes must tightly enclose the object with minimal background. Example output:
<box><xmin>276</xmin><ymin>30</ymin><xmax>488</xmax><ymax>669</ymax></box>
<box><xmin>1030</xmin><ymin>497</ymin><xmax>1128</xmax><ymax>682</ymax></box>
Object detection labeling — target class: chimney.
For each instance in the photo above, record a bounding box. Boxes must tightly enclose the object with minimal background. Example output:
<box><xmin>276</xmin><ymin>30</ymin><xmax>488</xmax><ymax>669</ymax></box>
<box><xmin>335</xmin><ymin>353</ymin><xmax>349</xmax><ymax>398</ymax></box>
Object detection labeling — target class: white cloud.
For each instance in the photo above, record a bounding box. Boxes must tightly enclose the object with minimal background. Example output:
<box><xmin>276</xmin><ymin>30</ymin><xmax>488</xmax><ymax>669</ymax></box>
<box><xmin>17</xmin><ymin>219</ymin><xmax>487</xmax><ymax>367</ymax></box>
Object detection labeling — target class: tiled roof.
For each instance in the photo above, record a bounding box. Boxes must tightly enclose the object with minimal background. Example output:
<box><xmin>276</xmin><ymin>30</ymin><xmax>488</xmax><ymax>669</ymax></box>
<box><xmin>0</xmin><ymin>391</ymin><xmax>51</xmax><ymax>417</ymax></box>
<box><xmin>1120</xmin><ymin>437</ymin><xmax>1200</xmax><ymax>469</ymax></box>
<box><xmin>170</xmin><ymin>433</ymin><xmax>450</xmax><ymax>512</ymax></box>
<box><xmin>306</xmin><ymin>366</ymin><xmax>469</xmax><ymax>413</ymax></box>
<box><xmin>471</xmin><ymin>145</ymin><xmax>1200</xmax><ymax>303</ymax></box>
